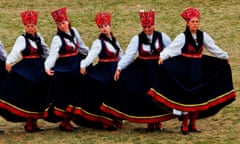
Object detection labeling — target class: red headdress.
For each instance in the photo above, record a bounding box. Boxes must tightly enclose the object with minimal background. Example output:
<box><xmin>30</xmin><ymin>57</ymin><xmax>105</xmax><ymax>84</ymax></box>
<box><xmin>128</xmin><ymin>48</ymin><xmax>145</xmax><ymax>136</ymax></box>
<box><xmin>181</xmin><ymin>7</ymin><xmax>200</xmax><ymax>22</ymax></box>
<box><xmin>139</xmin><ymin>9</ymin><xmax>155</xmax><ymax>27</ymax></box>
<box><xmin>95</xmin><ymin>12</ymin><xmax>112</xmax><ymax>27</ymax></box>
<box><xmin>20</xmin><ymin>10</ymin><xmax>38</xmax><ymax>25</ymax></box>
<box><xmin>51</xmin><ymin>7</ymin><xmax>68</xmax><ymax>24</ymax></box>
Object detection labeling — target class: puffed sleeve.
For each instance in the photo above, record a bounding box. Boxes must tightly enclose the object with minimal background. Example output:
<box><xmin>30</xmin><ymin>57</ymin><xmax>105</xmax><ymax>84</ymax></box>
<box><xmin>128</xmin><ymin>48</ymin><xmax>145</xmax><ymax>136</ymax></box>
<box><xmin>72</xmin><ymin>27</ymin><xmax>89</xmax><ymax>55</ymax></box>
<box><xmin>203</xmin><ymin>32</ymin><xmax>229</xmax><ymax>60</ymax></box>
<box><xmin>44</xmin><ymin>35</ymin><xmax>61</xmax><ymax>70</ymax></box>
<box><xmin>80</xmin><ymin>39</ymin><xmax>102</xmax><ymax>68</ymax></box>
<box><xmin>117</xmin><ymin>35</ymin><xmax>139</xmax><ymax>70</ymax></box>
<box><xmin>160</xmin><ymin>33</ymin><xmax>184</xmax><ymax>60</ymax></box>
<box><xmin>6</xmin><ymin>36</ymin><xmax>26</xmax><ymax>65</ymax></box>
<box><xmin>161</xmin><ymin>32</ymin><xmax>172</xmax><ymax>48</ymax></box>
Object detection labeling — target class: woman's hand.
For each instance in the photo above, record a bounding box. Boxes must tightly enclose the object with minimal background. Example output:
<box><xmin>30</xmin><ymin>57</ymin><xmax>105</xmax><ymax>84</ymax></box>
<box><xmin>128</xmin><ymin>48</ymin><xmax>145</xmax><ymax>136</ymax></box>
<box><xmin>80</xmin><ymin>68</ymin><xmax>87</xmax><ymax>75</ymax></box>
<box><xmin>114</xmin><ymin>69</ymin><xmax>121</xmax><ymax>81</ymax></box>
<box><xmin>158</xmin><ymin>57</ymin><xmax>164</xmax><ymax>65</ymax></box>
<box><xmin>226</xmin><ymin>59</ymin><xmax>230</xmax><ymax>64</ymax></box>
<box><xmin>45</xmin><ymin>69</ymin><xmax>54</xmax><ymax>76</ymax></box>
<box><xmin>5</xmin><ymin>63</ymin><xmax>12</xmax><ymax>72</ymax></box>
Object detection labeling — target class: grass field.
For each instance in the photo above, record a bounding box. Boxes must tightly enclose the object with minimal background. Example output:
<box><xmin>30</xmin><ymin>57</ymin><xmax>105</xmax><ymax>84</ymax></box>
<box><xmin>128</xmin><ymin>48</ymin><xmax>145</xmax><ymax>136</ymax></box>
<box><xmin>0</xmin><ymin>0</ymin><xmax>239</xmax><ymax>143</ymax></box>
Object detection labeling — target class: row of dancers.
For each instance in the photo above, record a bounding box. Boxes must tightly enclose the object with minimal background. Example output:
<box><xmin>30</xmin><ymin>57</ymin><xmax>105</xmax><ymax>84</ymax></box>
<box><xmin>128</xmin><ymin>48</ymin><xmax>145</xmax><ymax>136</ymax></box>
<box><xmin>0</xmin><ymin>7</ymin><xmax>236</xmax><ymax>135</ymax></box>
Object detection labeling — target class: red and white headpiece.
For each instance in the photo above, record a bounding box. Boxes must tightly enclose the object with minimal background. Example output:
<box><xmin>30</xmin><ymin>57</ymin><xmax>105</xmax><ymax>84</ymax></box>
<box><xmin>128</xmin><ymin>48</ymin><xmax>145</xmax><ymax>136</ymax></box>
<box><xmin>181</xmin><ymin>7</ymin><xmax>200</xmax><ymax>23</ymax></box>
<box><xmin>139</xmin><ymin>9</ymin><xmax>155</xmax><ymax>27</ymax></box>
<box><xmin>20</xmin><ymin>10</ymin><xmax>38</xmax><ymax>25</ymax></box>
<box><xmin>51</xmin><ymin>7</ymin><xmax>68</xmax><ymax>24</ymax></box>
<box><xmin>95</xmin><ymin>12</ymin><xmax>112</xmax><ymax>27</ymax></box>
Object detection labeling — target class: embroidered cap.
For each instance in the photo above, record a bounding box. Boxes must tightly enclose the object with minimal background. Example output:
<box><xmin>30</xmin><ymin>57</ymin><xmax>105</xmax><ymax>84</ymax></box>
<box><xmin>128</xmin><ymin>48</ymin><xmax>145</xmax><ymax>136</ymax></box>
<box><xmin>181</xmin><ymin>7</ymin><xmax>200</xmax><ymax>22</ymax></box>
<box><xmin>20</xmin><ymin>10</ymin><xmax>38</xmax><ymax>25</ymax></box>
<box><xmin>95</xmin><ymin>12</ymin><xmax>112</xmax><ymax>27</ymax></box>
<box><xmin>51</xmin><ymin>7</ymin><xmax>68</xmax><ymax>24</ymax></box>
<box><xmin>139</xmin><ymin>9</ymin><xmax>155</xmax><ymax>27</ymax></box>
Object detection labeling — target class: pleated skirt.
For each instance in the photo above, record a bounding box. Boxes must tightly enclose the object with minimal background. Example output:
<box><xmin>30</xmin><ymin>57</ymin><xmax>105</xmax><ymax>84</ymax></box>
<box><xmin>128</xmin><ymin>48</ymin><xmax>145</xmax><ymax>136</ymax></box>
<box><xmin>147</xmin><ymin>55</ymin><xmax>236</xmax><ymax>119</ymax></box>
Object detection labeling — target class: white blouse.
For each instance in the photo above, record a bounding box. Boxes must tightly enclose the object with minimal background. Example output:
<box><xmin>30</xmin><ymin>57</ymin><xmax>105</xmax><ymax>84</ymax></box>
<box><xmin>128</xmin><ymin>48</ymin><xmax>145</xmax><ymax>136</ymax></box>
<box><xmin>44</xmin><ymin>27</ymin><xmax>89</xmax><ymax>70</ymax></box>
<box><xmin>117</xmin><ymin>32</ymin><xmax>172</xmax><ymax>70</ymax></box>
<box><xmin>160</xmin><ymin>32</ymin><xmax>229</xmax><ymax>61</ymax></box>
<box><xmin>6</xmin><ymin>33</ymin><xmax>49</xmax><ymax>65</ymax></box>
<box><xmin>80</xmin><ymin>38</ymin><xmax>123</xmax><ymax>68</ymax></box>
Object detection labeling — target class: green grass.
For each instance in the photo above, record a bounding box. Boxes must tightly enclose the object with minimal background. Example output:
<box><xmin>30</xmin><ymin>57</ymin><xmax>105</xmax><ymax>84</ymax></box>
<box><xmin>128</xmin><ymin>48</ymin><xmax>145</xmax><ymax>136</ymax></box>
<box><xmin>0</xmin><ymin>0</ymin><xmax>239</xmax><ymax>143</ymax></box>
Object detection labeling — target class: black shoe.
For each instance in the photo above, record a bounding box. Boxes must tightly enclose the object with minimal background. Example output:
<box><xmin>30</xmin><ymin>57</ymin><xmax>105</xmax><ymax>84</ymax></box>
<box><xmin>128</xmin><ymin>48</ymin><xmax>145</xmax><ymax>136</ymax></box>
<box><xmin>59</xmin><ymin>124</ymin><xmax>75</xmax><ymax>132</ymax></box>
<box><xmin>24</xmin><ymin>125</ymin><xmax>34</xmax><ymax>133</ymax></box>
<box><xmin>181</xmin><ymin>126</ymin><xmax>189</xmax><ymax>135</ymax></box>
<box><xmin>188</xmin><ymin>126</ymin><xmax>201</xmax><ymax>133</ymax></box>
<box><xmin>155</xmin><ymin>123</ymin><xmax>164</xmax><ymax>131</ymax></box>
<box><xmin>181</xmin><ymin>130</ymin><xmax>189</xmax><ymax>135</ymax></box>
<box><xmin>34</xmin><ymin>127</ymin><xmax>45</xmax><ymax>132</ymax></box>
<box><xmin>0</xmin><ymin>130</ymin><xmax>4</xmax><ymax>134</ymax></box>
<box><xmin>147</xmin><ymin>123</ymin><xmax>155</xmax><ymax>131</ymax></box>
<box><xmin>113</xmin><ymin>119</ymin><xmax>123</xmax><ymax>129</ymax></box>
<box><xmin>155</xmin><ymin>127</ymin><xmax>164</xmax><ymax>131</ymax></box>
<box><xmin>72</xmin><ymin>126</ymin><xmax>79</xmax><ymax>130</ymax></box>
<box><xmin>32</xmin><ymin>123</ymin><xmax>45</xmax><ymax>132</ymax></box>
<box><xmin>103</xmin><ymin>124</ymin><xmax>117</xmax><ymax>131</ymax></box>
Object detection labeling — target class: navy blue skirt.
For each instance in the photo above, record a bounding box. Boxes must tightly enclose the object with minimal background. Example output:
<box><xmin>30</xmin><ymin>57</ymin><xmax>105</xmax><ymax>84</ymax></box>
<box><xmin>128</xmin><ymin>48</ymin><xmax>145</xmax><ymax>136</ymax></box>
<box><xmin>148</xmin><ymin>55</ymin><xmax>236</xmax><ymax>118</ymax></box>
<box><xmin>72</xmin><ymin>61</ymin><xmax>119</xmax><ymax>127</ymax></box>
<box><xmin>44</xmin><ymin>54</ymin><xmax>84</xmax><ymax>122</ymax></box>
<box><xmin>101</xmin><ymin>58</ymin><xmax>175</xmax><ymax>123</ymax></box>
<box><xmin>0</xmin><ymin>58</ymin><xmax>50</xmax><ymax>122</ymax></box>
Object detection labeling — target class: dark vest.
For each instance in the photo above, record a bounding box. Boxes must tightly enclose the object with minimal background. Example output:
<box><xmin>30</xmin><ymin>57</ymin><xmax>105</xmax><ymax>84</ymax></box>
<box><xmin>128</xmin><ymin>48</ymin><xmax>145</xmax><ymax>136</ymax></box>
<box><xmin>57</xmin><ymin>28</ymin><xmax>78</xmax><ymax>55</ymax></box>
<box><xmin>98</xmin><ymin>39</ymin><xmax>119</xmax><ymax>59</ymax></box>
<box><xmin>21</xmin><ymin>34</ymin><xmax>43</xmax><ymax>57</ymax></box>
<box><xmin>182</xmin><ymin>29</ymin><xmax>203</xmax><ymax>56</ymax></box>
<box><xmin>138</xmin><ymin>31</ymin><xmax>164</xmax><ymax>57</ymax></box>
<box><xmin>98</xmin><ymin>33</ymin><xmax>120</xmax><ymax>59</ymax></box>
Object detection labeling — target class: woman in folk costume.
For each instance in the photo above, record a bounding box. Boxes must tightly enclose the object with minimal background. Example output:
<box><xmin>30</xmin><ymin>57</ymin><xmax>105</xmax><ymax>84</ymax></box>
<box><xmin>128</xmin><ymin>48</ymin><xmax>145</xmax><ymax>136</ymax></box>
<box><xmin>101</xmin><ymin>10</ymin><xmax>175</xmax><ymax>130</ymax></box>
<box><xmin>0</xmin><ymin>10</ymin><xmax>50</xmax><ymax>132</ymax></box>
<box><xmin>72</xmin><ymin>12</ymin><xmax>124</xmax><ymax>130</ymax></box>
<box><xmin>44</xmin><ymin>7</ymin><xmax>89</xmax><ymax>131</ymax></box>
<box><xmin>147</xmin><ymin>7</ymin><xmax>236</xmax><ymax>135</ymax></box>
<box><xmin>0</xmin><ymin>41</ymin><xmax>7</xmax><ymax>89</ymax></box>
